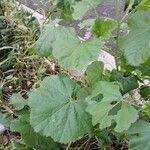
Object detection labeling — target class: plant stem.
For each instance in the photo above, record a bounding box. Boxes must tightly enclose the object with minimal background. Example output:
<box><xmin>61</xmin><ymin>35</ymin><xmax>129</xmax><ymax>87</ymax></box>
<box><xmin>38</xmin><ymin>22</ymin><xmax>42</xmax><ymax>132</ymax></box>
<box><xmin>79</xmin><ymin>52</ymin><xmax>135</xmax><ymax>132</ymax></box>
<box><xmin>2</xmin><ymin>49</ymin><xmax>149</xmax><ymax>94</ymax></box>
<box><xmin>121</xmin><ymin>0</ymin><xmax>143</xmax><ymax>23</ymax></box>
<box><xmin>115</xmin><ymin>0</ymin><xmax>121</xmax><ymax>71</ymax></box>
<box><xmin>66</xmin><ymin>142</ymin><xmax>72</xmax><ymax>150</ymax></box>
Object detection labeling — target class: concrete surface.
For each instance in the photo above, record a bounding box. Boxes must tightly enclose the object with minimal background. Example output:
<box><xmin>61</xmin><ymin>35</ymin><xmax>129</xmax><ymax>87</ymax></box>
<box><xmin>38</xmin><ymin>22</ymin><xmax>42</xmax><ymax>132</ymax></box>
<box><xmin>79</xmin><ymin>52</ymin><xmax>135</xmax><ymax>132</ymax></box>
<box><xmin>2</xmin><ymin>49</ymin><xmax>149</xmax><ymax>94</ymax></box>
<box><xmin>18</xmin><ymin>0</ymin><xmax>125</xmax><ymax>19</ymax></box>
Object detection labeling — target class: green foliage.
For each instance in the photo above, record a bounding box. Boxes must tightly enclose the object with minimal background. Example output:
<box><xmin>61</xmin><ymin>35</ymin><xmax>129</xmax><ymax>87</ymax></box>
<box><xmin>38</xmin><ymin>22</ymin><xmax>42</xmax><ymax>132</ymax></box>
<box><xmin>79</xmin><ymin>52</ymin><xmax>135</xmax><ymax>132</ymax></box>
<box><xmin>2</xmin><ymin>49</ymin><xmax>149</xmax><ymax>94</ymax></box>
<box><xmin>0</xmin><ymin>113</ymin><xmax>12</xmax><ymax>128</ymax></box>
<box><xmin>92</xmin><ymin>17</ymin><xmax>117</xmax><ymax>37</ymax></box>
<box><xmin>86</xmin><ymin>81</ymin><xmax>138</xmax><ymax>132</ymax></box>
<box><xmin>10</xmin><ymin>93</ymin><xmax>27</xmax><ymax>110</ymax></box>
<box><xmin>143</xmin><ymin>103</ymin><xmax>150</xmax><ymax>117</ymax></box>
<box><xmin>110</xmin><ymin>70</ymin><xmax>139</xmax><ymax>94</ymax></box>
<box><xmin>52</xmin><ymin>27</ymin><xmax>103</xmax><ymax>70</ymax></box>
<box><xmin>73</xmin><ymin>0</ymin><xmax>104</xmax><ymax>20</ymax></box>
<box><xmin>10</xmin><ymin>111</ymin><xmax>58</xmax><ymax>149</ymax></box>
<box><xmin>86</xmin><ymin>81</ymin><xmax>122</xmax><ymax>102</ymax></box>
<box><xmin>30</xmin><ymin>23</ymin><xmax>55</xmax><ymax>57</ymax></box>
<box><xmin>127</xmin><ymin>120</ymin><xmax>150</xmax><ymax>150</ymax></box>
<box><xmin>137</xmin><ymin>58</ymin><xmax>150</xmax><ymax>77</ymax></box>
<box><xmin>120</xmin><ymin>11</ymin><xmax>150</xmax><ymax>66</ymax></box>
<box><xmin>2</xmin><ymin>0</ymin><xmax>150</xmax><ymax>149</ymax></box>
<box><xmin>85</xmin><ymin>61</ymin><xmax>104</xmax><ymax>85</ymax></box>
<box><xmin>140</xmin><ymin>86</ymin><xmax>150</xmax><ymax>99</ymax></box>
<box><xmin>57</xmin><ymin>0</ymin><xmax>74</xmax><ymax>20</ymax></box>
<box><xmin>138</xmin><ymin>0</ymin><xmax>150</xmax><ymax>10</ymax></box>
<box><xmin>29</xmin><ymin>75</ymin><xmax>92</xmax><ymax>143</ymax></box>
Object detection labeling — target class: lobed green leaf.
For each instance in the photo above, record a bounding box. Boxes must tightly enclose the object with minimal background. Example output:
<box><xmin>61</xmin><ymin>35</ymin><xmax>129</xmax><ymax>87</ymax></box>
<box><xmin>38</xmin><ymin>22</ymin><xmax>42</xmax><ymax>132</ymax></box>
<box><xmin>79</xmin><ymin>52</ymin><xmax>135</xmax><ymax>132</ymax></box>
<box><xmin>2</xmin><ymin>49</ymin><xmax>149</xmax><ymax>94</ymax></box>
<box><xmin>29</xmin><ymin>75</ymin><xmax>92</xmax><ymax>144</ymax></box>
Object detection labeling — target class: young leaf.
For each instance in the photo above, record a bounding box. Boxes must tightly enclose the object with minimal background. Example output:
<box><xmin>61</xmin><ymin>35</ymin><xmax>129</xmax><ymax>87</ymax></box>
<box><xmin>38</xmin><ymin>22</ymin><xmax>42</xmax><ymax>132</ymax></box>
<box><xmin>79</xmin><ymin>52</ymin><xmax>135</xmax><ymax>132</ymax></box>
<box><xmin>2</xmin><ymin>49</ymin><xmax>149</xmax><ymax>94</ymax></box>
<box><xmin>73</xmin><ymin>0</ymin><xmax>104</xmax><ymax>20</ymax></box>
<box><xmin>92</xmin><ymin>17</ymin><xmax>117</xmax><ymax>38</ymax></box>
<box><xmin>138</xmin><ymin>0</ymin><xmax>150</xmax><ymax>10</ymax></box>
<box><xmin>85</xmin><ymin>61</ymin><xmax>104</xmax><ymax>85</ymax></box>
<box><xmin>120</xmin><ymin>11</ymin><xmax>150</xmax><ymax>66</ymax></box>
<box><xmin>52</xmin><ymin>27</ymin><xmax>103</xmax><ymax>70</ymax></box>
<box><xmin>126</xmin><ymin>120</ymin><xmax>150</xmax><ymax>150</ymax></box>
<box><xmin>11</xmin><ymin>93</ymin><xmax>27</xmax><ymax>111</ymax></box>
<box><xmin>29</xmin><ymin>75</ymin><xmax>92</xmax><ymax>144</ymax></box>
<box><xmin>10</xmin><ymin>112</ymin><xmax>58</xmax><ymax>149</ymax></box>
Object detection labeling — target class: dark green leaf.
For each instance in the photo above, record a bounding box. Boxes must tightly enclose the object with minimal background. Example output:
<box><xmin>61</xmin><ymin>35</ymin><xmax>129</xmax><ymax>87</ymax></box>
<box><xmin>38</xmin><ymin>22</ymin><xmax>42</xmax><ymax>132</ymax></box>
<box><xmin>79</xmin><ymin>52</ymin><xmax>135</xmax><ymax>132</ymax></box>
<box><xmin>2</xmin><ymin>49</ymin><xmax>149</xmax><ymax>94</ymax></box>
<box><xmin>137</xmin><ymin>58</ymin><xmax>150</xmax><ymax>77</ymax></box>
<box><xmin>10</xmin><ymin>112</ymin><xmax>58</xmax><ymax>149</ymax></box>
<box><xmin>57</xmin><ymin>0</ymin><xmax>73</xmax><ymax>20</ymax></box>
<box><xmin>110</xmin><ymin>70</ymin><xmax>139</xmax><ymax>94</ymax></box>
<box><xmin>140</xmin><ymin>86</ymin><xmax>150</xmax><ymax>99</ymax></box>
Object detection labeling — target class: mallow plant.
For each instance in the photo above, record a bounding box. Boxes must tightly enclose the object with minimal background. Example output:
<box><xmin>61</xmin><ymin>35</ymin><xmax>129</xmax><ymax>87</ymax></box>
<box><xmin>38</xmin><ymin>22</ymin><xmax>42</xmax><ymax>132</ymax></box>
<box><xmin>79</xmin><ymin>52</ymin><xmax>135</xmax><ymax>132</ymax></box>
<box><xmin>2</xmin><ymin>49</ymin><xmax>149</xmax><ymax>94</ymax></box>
<box><xmin>1</xmin><ymin>0</ymin><xmax>150</xmax><ymax>149</ymax></box>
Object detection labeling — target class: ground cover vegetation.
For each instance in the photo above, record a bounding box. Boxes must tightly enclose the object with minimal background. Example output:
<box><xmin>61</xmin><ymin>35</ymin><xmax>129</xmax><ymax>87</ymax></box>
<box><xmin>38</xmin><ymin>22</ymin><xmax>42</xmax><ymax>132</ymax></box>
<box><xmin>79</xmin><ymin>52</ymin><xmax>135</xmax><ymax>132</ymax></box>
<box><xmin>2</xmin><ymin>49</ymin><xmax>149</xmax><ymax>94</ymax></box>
<box><xmin>0</xmin><ymin>0</ymin><xmax>150</xmax><ymax>149</ymax></box>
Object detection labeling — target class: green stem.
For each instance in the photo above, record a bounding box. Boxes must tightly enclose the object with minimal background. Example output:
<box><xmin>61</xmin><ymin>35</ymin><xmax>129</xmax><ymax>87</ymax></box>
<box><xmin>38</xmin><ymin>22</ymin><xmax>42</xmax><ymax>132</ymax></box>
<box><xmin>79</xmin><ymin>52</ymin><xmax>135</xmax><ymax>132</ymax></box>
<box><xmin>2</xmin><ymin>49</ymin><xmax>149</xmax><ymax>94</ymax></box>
<box><xmin>121</xmin><ymin>0</ymin><xmax>143</xmax><ymax>23</ymax></box>
<box><xmin>115</xmin><ymin>0</ymin><xmax>121</xmax><ymax>71</ymax></box>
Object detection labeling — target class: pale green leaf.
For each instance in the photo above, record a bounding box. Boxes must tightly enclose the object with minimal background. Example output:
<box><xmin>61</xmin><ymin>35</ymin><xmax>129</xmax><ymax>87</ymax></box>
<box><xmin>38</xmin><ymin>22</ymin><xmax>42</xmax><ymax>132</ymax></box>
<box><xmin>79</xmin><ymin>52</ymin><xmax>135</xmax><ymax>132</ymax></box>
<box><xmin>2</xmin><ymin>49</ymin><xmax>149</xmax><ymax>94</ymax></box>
<box><xmin>52</xmin><ymin>27</ymin><xmax>103</xmax><ymax>70</ymax></box>
<box><xmin>29</xmin><ymin>75</ymin><xmax>92</xmax><ymax>144</ymax></box>
<box><xmin>11</xmin><ymin>93</ymin><xmax>27</xmax><ymax>110</ymax></box>
<box><xmin>127</xmin><ymin>120</ymin><xmax>150</xmax><ymax>150</ymax></box>
<box><xmin>73</xmin><ymin>0</ymin><xmax>104</xmax><ymax>20</ymax></box>
<box><xmin>86</xmin><ymin>101</ymin><xmax>114</xmax><ymax>128</ymax></box>
<box><xmin>120</xmin><ymin>11</ymin><xmax>150</xmax><ymax>66</ymax></box>
<box><xmin>85</xmin><ymin>61</ymin><xmax>104</xmax><ymax>85</ymax></box>
<box><xmin>87</xmin><ymin>101</ymin><xmax>138</xmax><ymax>132</ymax></box>
<box><xmin>115</xmin><ymin>101</ymin><xmax>138</xmax><ymax>132</ymax></box>
<box><xmin>86</xmin><ymin>81</ymin><xmax>122</xmax><ymax>102</ymax></box>
<box><xmin>30</xmin><ymin>23</ymin><xmax>56</xmax><ymax>57</ymax></box>
<box><xmin>0</xmin><ymin>113</ymin><xmax>12</xmax><ymax>128</ymax></box>
<box><xmin>86</xmin><ymin>81</ymin><xmax>138</xmax><ymax>132</ymax></box>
